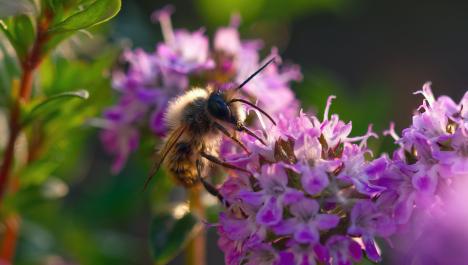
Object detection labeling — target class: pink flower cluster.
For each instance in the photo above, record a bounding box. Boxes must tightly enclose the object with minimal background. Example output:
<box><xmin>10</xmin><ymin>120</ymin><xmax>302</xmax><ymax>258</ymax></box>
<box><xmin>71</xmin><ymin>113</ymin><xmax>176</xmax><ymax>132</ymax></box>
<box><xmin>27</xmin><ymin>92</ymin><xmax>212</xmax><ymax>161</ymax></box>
<box><xmin>216</xmin><ymin>84</ymin><xmax>468</xmax><ymax>265</ymax></box>
<box><xmin>217</xmin><ymin>97</ymin><xmax>392</xmax><ymax>265</ymax></box>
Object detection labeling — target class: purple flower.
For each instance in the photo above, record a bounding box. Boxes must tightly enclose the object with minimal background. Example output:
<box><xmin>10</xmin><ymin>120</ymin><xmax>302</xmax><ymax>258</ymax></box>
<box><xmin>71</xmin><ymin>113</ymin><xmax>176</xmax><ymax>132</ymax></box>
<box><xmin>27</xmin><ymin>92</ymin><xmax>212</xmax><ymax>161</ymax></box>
<box><xmin>274</xmin><ymin>198</ymin><xmax>339</xmax><ymax>243</ymax></box>
<box><xmin>378</xmin><ymin>82</ymin><xmax>468</xmax><ymax>229</ymax></box>
<box><xmin>298</xmin><ymin>162</ymin><xmax>331</xmax><ymax>195</ymax></box>
<box><xmin>389</xmin><ymin>179</ymin><xmax>468</xmax><ymax>265</ymax></box>
<box><xmin>240</xmin><ymin>164</ymin><xmax>303</xmax><ymax>226</ymax></box>
<box><xmin>348</xmin><ymin>200</ymin><xmax>396</xmax><ymax>262</ymax></box>
<box><xmin>326</xmin><ymin>236</ymin><xmax>362</xmax><ymax>265</ymax></box>
<box><xmin>278</xmin><ymin>243</ymin><xmax>329</xmax><ymax>265</ymax></box>
<box><xmin>434</xmin><ymin>127</ymin><xmax>468</xmax><ymax>175</ymax></box>
<box><xmin>100</xmin><ymin>124</ymin><xmax>139</xmax><ymax>174</ymax></box>
<box><xmin>244</xmin><ymin>243</ymin><xmax>280</xmax><ymax>265</ymax></box>
<box><xmin>155</xmin><ymin>29</ymin><xmax>214</xmax><ymax>74</ymax></box>
<box><xmin>217</xmin><ymin>97</ymin><xmax>387</xmax><ymax>265</ymax></box>
<box><xmin>214</xmin><ymin>24</ymin><xmax>242</xmax><ymax>55</ymax></box>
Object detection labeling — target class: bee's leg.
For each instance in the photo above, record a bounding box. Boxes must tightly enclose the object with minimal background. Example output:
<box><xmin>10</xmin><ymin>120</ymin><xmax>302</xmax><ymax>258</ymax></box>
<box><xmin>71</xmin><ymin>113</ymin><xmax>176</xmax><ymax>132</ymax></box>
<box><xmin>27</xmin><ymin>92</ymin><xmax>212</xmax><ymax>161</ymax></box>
<box><xmin>214</xmin><ymin>122</ymin><xmax>250</xmax><ymax>155</ymax></box>
<box><xmin>200</xmin><ymin>151</ymin><xmax>251</xmax><ymax>175</ymax></box>
<box><xmin>196</xmin><ymin>159</ymin><xmax>229</xmax><ymax>207</ymax></box>
<box><xmin>236</xmin><ymin>123</ymin><xmax>267</xmax><ymax>146</ymax></box>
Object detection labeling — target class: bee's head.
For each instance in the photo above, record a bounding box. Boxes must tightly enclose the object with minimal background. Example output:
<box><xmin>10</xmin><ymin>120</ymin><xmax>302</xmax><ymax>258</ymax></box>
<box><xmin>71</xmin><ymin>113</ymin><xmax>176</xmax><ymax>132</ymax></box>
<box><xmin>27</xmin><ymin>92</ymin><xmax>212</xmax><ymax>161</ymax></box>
<box><xmin>207</xmin><ymin>90</ymin><xmax>239</xmax><ymax>124</ymax></box>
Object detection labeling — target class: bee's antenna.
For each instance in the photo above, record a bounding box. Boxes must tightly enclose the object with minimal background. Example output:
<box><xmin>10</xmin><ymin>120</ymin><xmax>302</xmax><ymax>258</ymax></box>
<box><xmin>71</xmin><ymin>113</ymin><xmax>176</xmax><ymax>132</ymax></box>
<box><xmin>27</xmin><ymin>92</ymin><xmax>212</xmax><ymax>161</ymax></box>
<box><xmin>236</xmin><ymin>56</ymin><xmax>277</xmax><ymax>91</ymax></box>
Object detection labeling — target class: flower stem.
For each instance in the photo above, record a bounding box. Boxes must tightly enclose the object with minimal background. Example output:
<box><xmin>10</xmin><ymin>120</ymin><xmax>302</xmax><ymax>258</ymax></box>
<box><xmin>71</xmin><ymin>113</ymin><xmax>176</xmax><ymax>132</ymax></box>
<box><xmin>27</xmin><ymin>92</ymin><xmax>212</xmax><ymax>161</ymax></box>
<box><xmin>0</xmin><ymin>9</ymin><xmax>52</xmax><ymax>204</ymax></box>
<box><xmin>186</xmin><ymin>186</ymin><xmax>206</xmax><ymax>265</ymax></box>
<box><xmin>0</xmin><ymin>10</ymin><xmax>53</xmax><ymax>265</ymax></box>
<box><xmin>0</xmin><ymin>214</ymin><xmax>20</xmax><ymax>265</ymax></box>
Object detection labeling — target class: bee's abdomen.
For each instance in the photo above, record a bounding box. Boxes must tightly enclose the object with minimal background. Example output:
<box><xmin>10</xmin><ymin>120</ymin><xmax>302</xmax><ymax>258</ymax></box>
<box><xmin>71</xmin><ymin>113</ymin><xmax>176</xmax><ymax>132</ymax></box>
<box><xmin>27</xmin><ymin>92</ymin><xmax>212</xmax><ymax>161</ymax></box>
<box><xmin>166</xmin><ymin>141</ymin><xmax>200</xmax><ymax>187</ymax></box>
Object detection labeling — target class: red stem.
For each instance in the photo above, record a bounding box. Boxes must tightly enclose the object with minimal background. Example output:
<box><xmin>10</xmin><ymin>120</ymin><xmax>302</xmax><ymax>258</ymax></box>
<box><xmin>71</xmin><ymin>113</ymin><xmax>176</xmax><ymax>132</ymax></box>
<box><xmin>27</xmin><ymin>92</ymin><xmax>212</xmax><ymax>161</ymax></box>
<box><xmin>0</xmin><ymin>10</ymin><xmax>53</xmax><ymax>264</ymax></box>
<box><xmin>0</xmin><ymin>10</ymin><xmax>51</xmax><ymax>203</ymax></box>
<box><xmin>0</xmin><ymin>215</ymin><xmax>20</xmax><ymax>264</ymax></box>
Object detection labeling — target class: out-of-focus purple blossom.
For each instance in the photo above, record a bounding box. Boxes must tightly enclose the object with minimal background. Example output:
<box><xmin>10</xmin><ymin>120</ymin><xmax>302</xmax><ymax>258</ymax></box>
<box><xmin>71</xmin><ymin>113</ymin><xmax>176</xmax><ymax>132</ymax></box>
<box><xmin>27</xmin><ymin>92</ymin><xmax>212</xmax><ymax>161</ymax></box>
<box><xmin>377</xmin><ymin>82</ymin><xmax>468</xmax><ymax>229</ymax></box>
<box><xmin>99</xmin><ymin>7</ymin><xmax>302</xmax><ymax>172</ymax></box>
<box><xmin>217</xmin><ymin>97</ymin><xmax>391</xmax><ymax>265</ymax></box>
<box><xmin>155</xmin><ymin>28</ymin><xmax>214</xmax><ymax>74</ymax></box>
<box><xmin>389</xmin><ymin>178</ymin><xmax>468</xmax><ymax>265</ymax></box>
<box><xmin>366</xmin><ymin>82</ymin><xmax>468</xmax><ymax>264</ymax></box>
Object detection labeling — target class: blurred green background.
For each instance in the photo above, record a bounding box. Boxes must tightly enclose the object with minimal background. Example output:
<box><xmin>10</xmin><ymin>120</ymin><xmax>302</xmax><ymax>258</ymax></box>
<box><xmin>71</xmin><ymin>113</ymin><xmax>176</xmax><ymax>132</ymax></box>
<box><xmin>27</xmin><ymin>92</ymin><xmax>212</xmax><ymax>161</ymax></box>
<box><xmin>10</xmin><ymin>0</ymin><xmax>468</xmax><ymax>264</ymax></box>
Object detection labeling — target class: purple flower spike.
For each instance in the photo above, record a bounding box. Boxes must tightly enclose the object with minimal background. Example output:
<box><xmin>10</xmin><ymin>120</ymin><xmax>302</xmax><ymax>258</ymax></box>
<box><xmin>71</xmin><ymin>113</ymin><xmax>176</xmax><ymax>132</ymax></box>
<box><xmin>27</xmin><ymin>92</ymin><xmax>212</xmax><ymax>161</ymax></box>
<box><xmin>217</xmin><ymin>96</ymin><xmax>394</xmax><ymax>265</ymax></box>
<box><xmin>377</xmin><ymin>82</ymin><xmax>468</xmax><ymax>237</ymax></box>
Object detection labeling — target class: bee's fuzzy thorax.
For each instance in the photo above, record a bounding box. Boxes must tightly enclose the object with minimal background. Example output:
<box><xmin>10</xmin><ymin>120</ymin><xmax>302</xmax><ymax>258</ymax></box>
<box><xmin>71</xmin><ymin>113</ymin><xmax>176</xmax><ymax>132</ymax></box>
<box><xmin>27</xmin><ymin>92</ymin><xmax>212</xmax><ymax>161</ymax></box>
<box><xmin>164</xmin><ymin>87</ymin><xmax>209</xmax><ymax>130</ymax></box>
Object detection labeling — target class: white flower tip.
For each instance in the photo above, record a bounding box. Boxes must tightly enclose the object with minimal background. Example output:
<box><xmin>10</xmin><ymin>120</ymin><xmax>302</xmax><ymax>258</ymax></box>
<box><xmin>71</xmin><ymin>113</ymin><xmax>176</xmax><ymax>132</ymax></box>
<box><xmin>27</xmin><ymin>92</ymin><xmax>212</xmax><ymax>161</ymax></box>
<box><xmin>367</xmin><ymin>124</ymin><xmax>379</xmax><ymax>139</ymax></box>
<box><xmin>383</xmin><ymin>122</ymin><xmax>400</xmax><ymax>141</ymax></box>
<box><xmin>323</xmin><ymin>95</ymin><xmax>336</xmax><ymax>121</ymax></box>
<box><xmin>151</xmin><ymin>5</ymin><xmax>174</xmax><ymax>23</ymax></box>
<box><xmin>413</xmin><ymin>82</ymin><xmax>435</xmax><ymax>106</ymax></box>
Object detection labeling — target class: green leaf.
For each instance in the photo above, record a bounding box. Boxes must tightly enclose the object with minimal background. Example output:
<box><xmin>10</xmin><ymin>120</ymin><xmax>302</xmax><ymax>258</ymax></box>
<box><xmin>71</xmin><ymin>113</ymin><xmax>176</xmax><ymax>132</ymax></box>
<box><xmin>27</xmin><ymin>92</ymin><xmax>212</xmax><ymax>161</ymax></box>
<box><xmin>22</xmin><ymin>89</ymin><xmax>90</xmax><ymax>126</ymax></box>
<box><xmin>0</xmin><ymin>38</ymin><xmax>20</xmax><ymax>105</ymax></box>
<box><xmin>48</xmin><ymin>0</ymin><xmax>121</xmax><ymax>33</ymax></box>
<box><xmin>0</xmin><ymin>15</ymin><xmax>35</xmax><ymax>60</ymax></box>
<box><xmin>357</xmin><ymin>257</ymin><xmax>376</xmax><ymax>265</ymax></box>
<box><xmin>150</xmin><ymin>211</ymin><xmax>201</xmax><ymax>265</ymax></box>
<box><xmin>19</xmin><ymin>159</ymin><xmax>60</xmax><ymax>186</ymax></box>
<box><xmin>11</xmin><ymin>15</ymin><xmax>35</xmax><ymax>58</ymax></box>
<box><xmin>0</xmin><ymin>0</ymin><xmax>35</xmax><ymax>18</ymax></box>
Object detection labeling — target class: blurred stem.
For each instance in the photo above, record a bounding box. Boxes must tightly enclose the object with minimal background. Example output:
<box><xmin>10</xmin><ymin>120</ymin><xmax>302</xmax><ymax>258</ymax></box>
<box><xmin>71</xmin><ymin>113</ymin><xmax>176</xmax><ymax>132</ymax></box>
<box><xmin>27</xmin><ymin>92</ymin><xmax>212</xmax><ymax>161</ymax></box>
<box><xmin>186</xmin><ymin>187</ymin><xmax>206</xmax><ymax>265</ymax></box>
<box><xmin>0</xmin><ymin>214</ymin><xmax>20</xmax><ymax>265</ymax></box>
<box><xmin>0</xmin><ymin>9</ymin><xmax>52</xmax><ymax>203</ymax></box>
<box><xmin>0</xmin><ymin>9</ymin><xmax>53</xmax><ymax>265</ymax></box>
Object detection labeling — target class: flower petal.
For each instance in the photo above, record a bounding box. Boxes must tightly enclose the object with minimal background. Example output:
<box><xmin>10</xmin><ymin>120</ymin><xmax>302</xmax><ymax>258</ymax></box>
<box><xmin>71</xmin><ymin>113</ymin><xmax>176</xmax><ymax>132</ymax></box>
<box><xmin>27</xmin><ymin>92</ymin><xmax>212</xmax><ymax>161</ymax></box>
<box><xmin>362</xmin><ymin>236</ymin><xmax>381</xmax><ymax>262</ymax></box>
<box><xmin>256</xmin><ymin>196</ymin><xmax>282</xmax><ymax>226</ymax></box>
<box><xmin>294</xmin><ymin>224</ymin><xmax>319</xmax><ymax>244</ymax></box>
<box><xmin>316</xmin><ymin>214</ymin><xmax>339</xmax><ymax>230</ymax></box>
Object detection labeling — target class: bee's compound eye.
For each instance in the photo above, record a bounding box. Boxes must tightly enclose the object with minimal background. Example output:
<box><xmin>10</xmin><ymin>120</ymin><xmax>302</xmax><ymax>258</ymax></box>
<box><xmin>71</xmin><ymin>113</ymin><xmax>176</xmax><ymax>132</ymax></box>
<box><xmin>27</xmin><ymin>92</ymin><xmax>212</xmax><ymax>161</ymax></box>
<box><xmin>207</xmin><ymin>93</ymin><xmax>231</xmax><ymax>120</ymax></box>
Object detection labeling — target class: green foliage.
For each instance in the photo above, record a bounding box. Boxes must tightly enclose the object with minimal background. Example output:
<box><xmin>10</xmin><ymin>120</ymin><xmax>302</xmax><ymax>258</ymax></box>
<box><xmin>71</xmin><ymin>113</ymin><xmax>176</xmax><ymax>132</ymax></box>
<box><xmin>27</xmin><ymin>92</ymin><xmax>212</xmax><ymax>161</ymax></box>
<box><xmin>0</xmin><ymin>38</ymin><xmax>20</xmax><ymax>104</ymax></box>
<box><xmin>48</xmin><ymin>0</ymin><xmax>121</xmax><ymax>33</ymax></box>
<box><xmin>150</xmin><ymin>211</ymin><xmax>201</xmax><ymax>265</ymax></box>
<box><xmin>22</xmin><ymin>89</ymin><xmax>89</xmax><ymax>126</ymax></box>
<box><xmin>0</xmin><ymin>1</ymin><xmax>123</xmax><ymax>263</ymax></box>
<box><xmin>44</xmin><ymin>0</ymin><xmax>121</xmax><ymax>54</ymax></box>
<box><xmin>197</xmin><ymin>0</ymin><xmax>347</xmax><ymax>26</ymax></box>
<box><xmin>0</xmin><ymin>15</ymin><xmax>35</xmax><ymax>61</ymax></box>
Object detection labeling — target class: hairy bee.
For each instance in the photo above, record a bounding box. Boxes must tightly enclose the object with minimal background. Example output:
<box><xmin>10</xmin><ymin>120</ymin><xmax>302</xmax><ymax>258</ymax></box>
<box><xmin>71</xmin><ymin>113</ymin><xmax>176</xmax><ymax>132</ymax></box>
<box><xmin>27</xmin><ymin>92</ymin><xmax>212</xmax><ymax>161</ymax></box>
<box><xmin>143</xmin><ymin>58</ymin><xmax>277</xmax><ymax>197</ymax></box>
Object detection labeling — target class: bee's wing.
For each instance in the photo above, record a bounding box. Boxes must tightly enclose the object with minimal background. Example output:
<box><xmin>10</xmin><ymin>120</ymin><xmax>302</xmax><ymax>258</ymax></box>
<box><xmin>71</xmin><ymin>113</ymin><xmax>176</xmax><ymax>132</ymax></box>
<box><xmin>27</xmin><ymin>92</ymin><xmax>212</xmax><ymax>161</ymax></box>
<box><xmin>143</xmin><ymin>125</ymin><xmax>187</xmax><ymax>190</ymax></box>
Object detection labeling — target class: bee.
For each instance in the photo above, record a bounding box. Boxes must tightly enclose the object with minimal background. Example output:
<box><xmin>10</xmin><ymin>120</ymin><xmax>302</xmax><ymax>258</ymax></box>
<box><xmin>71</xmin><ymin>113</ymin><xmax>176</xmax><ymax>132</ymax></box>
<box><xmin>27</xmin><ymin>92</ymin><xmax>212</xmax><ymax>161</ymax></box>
<box><xmin>143</xmin><ymin>58</ymin><xmax>277</xmax><ymax>199</ymax></box>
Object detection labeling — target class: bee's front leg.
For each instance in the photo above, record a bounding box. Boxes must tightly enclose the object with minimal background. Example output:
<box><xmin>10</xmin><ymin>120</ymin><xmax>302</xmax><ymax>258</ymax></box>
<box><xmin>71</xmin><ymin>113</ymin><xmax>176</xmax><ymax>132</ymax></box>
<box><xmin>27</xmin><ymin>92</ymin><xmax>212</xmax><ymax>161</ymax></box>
<box><xmin>213</xmin><ymin>122</ymin><xmax>251</xmax><ymax>155</ymax></box>
<box><xmin>200</xmin><ymin>151</ymin><xmax>251</xmax><ymax>175</ymax></box>
<box><xmin>196</xmin><ymin>159</ymin><xmax>229</xmax><ymax>207</ymax></box>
